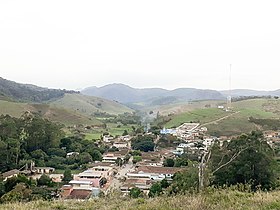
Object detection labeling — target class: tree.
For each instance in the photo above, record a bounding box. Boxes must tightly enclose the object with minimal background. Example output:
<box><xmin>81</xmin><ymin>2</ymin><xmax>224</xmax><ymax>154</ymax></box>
<box><xmin>79</xmin><ymin>152</ymin><xmax>93</xmax><ymax>164</ymax></box>
<box><xmin>122</xmin><ymin>130</ymin><xmax>128</xmax><ymax>136</ymax></box>
<box><xmin>62</xmin><ymin>169</ymin><xmax>73</xmax><ymax>182</ymax></box>
<box><xmin>163</xmin><ymin>158</ymin><xmax>175</xmax><ymax>167</ymax></box>
<box><xmin>1</xmin><ymin>183</ymin><xmax>32</xmax><ymax>203</ymax></box>
<box><xmin>37</xmin><ymin>174</ymin><xmax>53</xmax><ymax>187</ymax></box>
<box><xmin>169</xmin><ymin>167</ymin><xmax>199</xmax><ymax>195</ymax></box>
<box><xmin>149</xmin><ymin>182</ymin><xmax>162</xmax><ymax>197</ymax></box>
<box><xmin>129</xmin><ymin>187</ymin><xmax>142</xmax><ymax>198</ymax></box>
<box><xmin>208</xmin><ymin>131</ymin><xmax>278</xmax><ymax>190</ymax></box>
<box><xmin>132</xmin><ymin>156</ymin><xmax>142</xmax><ymax>164</ymax></box>
<box><xmin>90</xmin><ymin>150</ymin><xmax>103</xmax><ymax>161</ymax></box>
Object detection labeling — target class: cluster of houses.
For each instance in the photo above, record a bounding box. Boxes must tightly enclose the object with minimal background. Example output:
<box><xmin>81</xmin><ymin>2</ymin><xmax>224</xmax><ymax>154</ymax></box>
<box><xmin>160</xmin><ymin>123</ymin><xmax>208</xmax><ymax>140</ymax></box>
<box><xmin>0</xmin><ymin>124</ymin><xmax>221</xmax><ymax>200</ymax></box>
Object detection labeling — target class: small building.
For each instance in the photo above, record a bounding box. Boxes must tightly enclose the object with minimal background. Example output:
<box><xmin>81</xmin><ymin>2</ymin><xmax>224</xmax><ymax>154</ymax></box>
<box><xmin>113</xmin><ymin>142</ymin><xmax>128</xmax><ymax>149</ymax></box>
<box><xmin>1</xmin><ymin>169</ymin><xmax>20</xmax><ymax>182</ymax></box>
<box><xmin>67</xmin><ymin>152</ymin><xmax>79</xmax><ymax>158</ymax></box>
<box><xmin>35</xmin><ymin>167</ymin><xmax>55</xmax><ymax>174</ymax></box>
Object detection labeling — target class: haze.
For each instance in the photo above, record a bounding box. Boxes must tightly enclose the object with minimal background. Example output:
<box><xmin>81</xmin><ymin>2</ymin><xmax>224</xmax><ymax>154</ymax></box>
<box><xmin>1</xmin><ymin>0</ymin><xmax>280</xmax><ymax>91</ymax></box>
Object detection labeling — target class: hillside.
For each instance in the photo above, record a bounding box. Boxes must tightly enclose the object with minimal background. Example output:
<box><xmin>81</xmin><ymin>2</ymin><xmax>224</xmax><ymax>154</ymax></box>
<box><xmin>0</xmin><ymin>93</ymin><xmax>133</xmax><ymax>125</ymax></box>
<box><xmin>0</xmin><ymin>100</ymin><xmax>101</xmax><ymax>126</ymax></box>
<box><xmin>50</xmin><ymin>93</ymin><xmax>133</xmax><ymax>116</ymax></box>
<box><xmin>220</xmin><ymin>89</ymin><xmax>280</xmax><ymax>97</ymax></box>
<box><xmin>1</xmin><ymin>189</ymin><xmax>280</xmax><ymax>210</ymax></box>
<box><xmin>0</xmin><ymin>77</ymin><xmax>73</xmax><ymax>102</ymax></box>
<box><xmin>163</xmin><ymin>98</ymin><xmax>280</xmax><ymax>136</ymax></box>
<box><xmin>82</xmin><ymin>84</ymin><xmax>225</xmax><ymax>106</ymax></box>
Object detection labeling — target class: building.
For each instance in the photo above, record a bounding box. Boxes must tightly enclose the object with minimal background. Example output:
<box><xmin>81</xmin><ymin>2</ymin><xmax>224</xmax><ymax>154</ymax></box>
<box><xmin>127</xmin><ymin>166</ymin><xmax>183</xmax><ymax>181</ymax></box>
<box><xmin>1</xmin><ymin>169</ymin><xmax>20</xmax><ymax>182</ymax></box>
<box><xmin>35</xmin><ymin>167</ymin><xmax>55</xmax><ymax>174</ymax></box>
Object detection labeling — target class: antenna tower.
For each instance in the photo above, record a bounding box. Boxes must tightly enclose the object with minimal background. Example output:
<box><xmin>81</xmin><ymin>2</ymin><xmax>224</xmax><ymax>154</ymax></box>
<box><xmin>227</xmin><ymin>64</ymin><xmax>232</xmax><ymax>110</ymax></box>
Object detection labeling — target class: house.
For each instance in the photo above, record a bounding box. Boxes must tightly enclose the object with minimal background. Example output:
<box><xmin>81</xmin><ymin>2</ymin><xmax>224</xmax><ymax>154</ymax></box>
<box><xmin>74</xmin><ymin>167</ymin><xmax>113</xmax><ymax>188</ymax></box>
<box><xmin>35</xmin><ymin>167</ymin><xmax>55</xmax><ymax>174</ymax></box>
<box><xmin>127</xmin><ymin>166</ymin><xmax>183</xmax><ymax>181</ymax></box>
<box><xmin>113</xmin><ymin>142</ymin><xmax>128</xmax><ymax>149</ymax></box>
<box><xmin>102</xmin><ymin>150</ymin><xmax>129</xmax><ymax>163</ymax></box>
<box><xmin>1</xmin><ymin>169</ymin><xmax>20</xmax><ymax>182</ymax></box>
<box><xmin>61</xmin><ymin>183</ymin><xmax>100</xmax><ymax>200</ymax></box>
<box><xmin>160</xmin><ymin>128</ymin><xmax>177</xmax><ymax>135</ymax></box>
<box><xmin>119</xmin><ymin>135</ymin><xmax>131</xmax><ymax>141</ymax></box>
<box><xmin>103</xmin><ymin>135</ymin><xmax>114</xmax><ymax>142</ymax></box>
<box><xmin>66</xmin><ymin>152</ymin><xmax>79</xmax><ymax>158</ymax></box>
<box><xmin>121</xmin><ymin>179</ymin><xmax>152</xmax><ymax>193</ymax></box>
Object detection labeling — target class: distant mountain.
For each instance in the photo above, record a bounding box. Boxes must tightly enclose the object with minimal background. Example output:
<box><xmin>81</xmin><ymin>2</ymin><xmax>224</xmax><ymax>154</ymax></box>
<box><xmin>0</xmin><ymin>78</ymin><xmax>133</xmax><ymax>125</ymax></box>
<box><xmin>0</xmin><ymin>77</ymin><xmax>75</xmax><ymax>102</ymax></box>
<box><xmin>220</xmin><ymin>89</ymin><xmax>280</xmax><ymax>97</ymax></box>
<box><xmin>81</xmin><ymin>84</ymin><xmax>225</xmax><ymax>105</ymax></box>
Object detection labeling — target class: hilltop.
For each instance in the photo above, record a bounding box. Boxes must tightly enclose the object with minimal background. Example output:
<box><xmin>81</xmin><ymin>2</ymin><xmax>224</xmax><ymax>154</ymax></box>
<box><xmin>0</xmin><ymin>77</ymin><xmax>76</xmax><ymax>102</ymax></box>
<box><xmin>160</xmin><ymin>98</ymin><xmax>280</xmax><ymax>136</ymax></box>
<box><xmin>81</xmin><ymin>84</ymin><xmax>225</xmax><ymax>106</ymax></box>
<box><xmin>0</xmin><ymin>78</ymin><xmax>133</xmax><ymax>125</ymax></box>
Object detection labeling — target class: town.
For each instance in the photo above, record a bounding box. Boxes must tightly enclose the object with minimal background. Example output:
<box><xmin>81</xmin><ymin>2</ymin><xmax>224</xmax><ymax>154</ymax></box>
<box><xmin>3</xmin><ymin>119</ymin><xmax>280</xmax><ymax>200</ymax></box>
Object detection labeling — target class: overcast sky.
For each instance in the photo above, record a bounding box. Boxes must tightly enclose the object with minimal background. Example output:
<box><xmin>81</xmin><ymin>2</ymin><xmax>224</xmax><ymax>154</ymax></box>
<box><xmin>1</xmin><ymin>0</ymin><xmax>280</xmax><ymax>91</ymax></box>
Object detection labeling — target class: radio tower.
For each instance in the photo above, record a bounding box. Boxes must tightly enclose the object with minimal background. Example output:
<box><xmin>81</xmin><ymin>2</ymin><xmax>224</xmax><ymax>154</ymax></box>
<box><xmin>226</xmin><ymin>64</ymin><xmax>232</xmax><ymax>111</ymax></box>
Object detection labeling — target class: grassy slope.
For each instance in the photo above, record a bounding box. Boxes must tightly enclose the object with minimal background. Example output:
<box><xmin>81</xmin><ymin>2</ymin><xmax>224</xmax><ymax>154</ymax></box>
<box><xmin>0</xmin><ymin>94</ymin><xmax>133</xmax><ymax>126</ymax></box>
<box><xmin>2</xmin><ymin>189</ymin><xmax>280</xmax><ymax>210</ymax></box>
<box><xmin>0</xmin><ymin>100</ymin><xmax>100</xmax><ymax>126</ymax></box>
<box><xmin>50</xmin><ymin>94</ymin><xmax>133</xmax><ymax>116</ymax></box>
<box><xmin>164</xmin><ymin>99</ymin><xmax>280</xmax><ymax>136</ymax></box>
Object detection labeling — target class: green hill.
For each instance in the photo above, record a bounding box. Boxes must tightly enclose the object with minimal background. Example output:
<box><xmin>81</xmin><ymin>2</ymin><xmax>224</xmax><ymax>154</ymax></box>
<box><xmin>0</xmin><ymin>100</ymin><xmax>100</xmax><ymax>126</ymax></box>
<box><xmin>163</xmin><ymin>99</ymin><xmax>280</xmax><ymax>136</ymax></box>
<box><xmin>0</xmin><ymin>77</ymin><xmax>71</xmax><ymax>102</ymax></box>
<box><xmin>50</xmin><ymin>93</ymin><xmax>133</xmax><ymax>116</ymax></box>
<box><xmin>0</xmin><ymin>93</ymin><xmax>133</xmax><ymax>126</ymax></box>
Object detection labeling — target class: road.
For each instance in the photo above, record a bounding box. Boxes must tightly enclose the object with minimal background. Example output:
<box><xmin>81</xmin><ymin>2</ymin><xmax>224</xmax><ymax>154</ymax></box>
<box><xmin>199</xmin><ymin>111</ymin><xmax>240</xmax><ymax>127</ymax></box>
<box><xmin>105</xmin><ymin>157</ymin><xmax>134</xmax><ymax>194</ymax></box>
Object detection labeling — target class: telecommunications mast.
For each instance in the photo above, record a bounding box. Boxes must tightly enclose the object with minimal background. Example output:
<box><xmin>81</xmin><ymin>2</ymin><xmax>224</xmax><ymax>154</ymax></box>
<box><xmin>226</xmin><ymin>64</ymin><xmax>232</xmax><ymax>111</ymax></box>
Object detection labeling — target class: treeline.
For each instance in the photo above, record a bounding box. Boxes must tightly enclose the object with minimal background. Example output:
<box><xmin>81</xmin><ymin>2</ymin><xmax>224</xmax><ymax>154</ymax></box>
<box><xmin>0</xmin><ymin>77</ymin><xmax>79</xmax><ymax>102</ymax></box>
<box><xmin>0</xmin><ymin>113</ymin><xmax>109</xmax><ymax>173</ymax></box>
<box><xmin>131</xmin><ymin>131</ymin><xmax>280</xmax><ymax>199</ymax></box>
<box><xmin>232</xmin><ymin>95</ymin><xmax>278</xmax><ymax>102</ymax></box>
<box><xmin>249</xmin><ymin>117</ymin><xmax>280</xmax><ymax>130</ymax></box>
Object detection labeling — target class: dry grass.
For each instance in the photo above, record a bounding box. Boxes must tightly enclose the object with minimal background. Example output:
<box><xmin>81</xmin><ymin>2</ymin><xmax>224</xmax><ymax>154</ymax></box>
<box><xmin>2</xmin><ymin>189</ymin><xmax>280</xmax><ymax>210</ymax></box>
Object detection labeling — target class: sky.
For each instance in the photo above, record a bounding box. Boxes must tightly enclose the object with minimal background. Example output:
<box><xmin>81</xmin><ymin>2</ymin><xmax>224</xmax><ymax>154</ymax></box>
<box><xmin>1</xmin><ymin>0</ymin><xmax>280</xmax><ymax>91</ymax></box>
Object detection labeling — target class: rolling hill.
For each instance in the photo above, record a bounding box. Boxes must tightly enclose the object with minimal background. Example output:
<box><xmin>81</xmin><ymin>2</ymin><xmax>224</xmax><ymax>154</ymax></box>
<box><xmin>0</xmin><ymin>78</ymin><xmax>133</xmax><ymax>125</ymax></box>
<box><xmin>220</xmin><ymin>89</ymin><xmax>280</xmax><ymax>97</ymax></box>
<box><xmin>50</xmin><ymin>93</ymin><xmax>133</xmax><ymax>116</ymax></box>
<box><xmin>162</xmin><ymin>98</ymin><xmax>280</xmax><ymax>136</ymax></box>
<box><xmin>81</xmin><ymin>84</ymin><xmax>225</xmax><ymax>106</ymax></box>
<box><xmin>0</xmin><ymin>77</ymin><xmax>74</xmax><ymax>102</ymax></box>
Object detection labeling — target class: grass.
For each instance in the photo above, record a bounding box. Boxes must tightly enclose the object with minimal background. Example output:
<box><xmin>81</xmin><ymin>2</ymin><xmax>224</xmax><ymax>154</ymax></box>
<box><xmin>50</xmin><ymin>94</ymin><xmax>133</xmax><ymax>116</ymax></box>
<box><xmin>2</xmin><ymin>189</ymin><xmax>280</xmax><ymax>209</ymax></box>
<box><xmin>165</xmin><ymin>108</ymin><xmax>228</xmax><ymax>128</ymax></box>
<box><xmin>164</xmin><ymin>99</ymin><xmax>280</xmax><ymax>136</ymax></box>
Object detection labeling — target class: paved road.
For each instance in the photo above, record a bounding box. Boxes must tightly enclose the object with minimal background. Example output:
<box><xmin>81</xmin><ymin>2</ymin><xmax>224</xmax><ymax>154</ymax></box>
<box><xmin>105</xmin><ymin>157</ymin><xmax>134</xmax><ymax>194</ymax></box>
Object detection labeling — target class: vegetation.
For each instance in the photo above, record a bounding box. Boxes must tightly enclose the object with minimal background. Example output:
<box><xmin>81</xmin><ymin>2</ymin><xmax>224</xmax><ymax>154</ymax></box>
<box><xmin>131</xmin><ymin>135</ymin><xmax>155</xmax><ymax>152</ymax></box>
<box><xmin>0</xmin><ymin>77</ymin><xmax>71</xmax><ymax>103</ymax></box>
<box><xmin>4</xmin><ymin>188</ymin><xmax>280</xmax><ymax>209</ymax></box>
<box><xmin>209</xmin><ymin>131</ymin><xmax>278</xmax><ymax>190</ymax></box>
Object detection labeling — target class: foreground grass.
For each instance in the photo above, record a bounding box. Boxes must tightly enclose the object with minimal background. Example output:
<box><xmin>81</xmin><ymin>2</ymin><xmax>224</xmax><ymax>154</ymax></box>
<box><xmin>2</xmin><ymin>189</ymin><xmax>280</xmax><ymax>210</ymax></box>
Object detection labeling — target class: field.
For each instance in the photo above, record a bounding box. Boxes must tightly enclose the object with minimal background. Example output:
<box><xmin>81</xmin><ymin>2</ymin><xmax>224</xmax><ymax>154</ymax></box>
<box><xmin>163</xmin><ymin>99</ymin><xmax>280</xmax><ymax>136</ymax></box>
<box><xmin>2</xmin><ymin>189</ymin><xmax>280</xmax><ymax>210</ymax></box>
<box><xmin>50</xmin><ymin>94</ymin><xmax>133</xmax><ymax>116</ymax></box>
<box><xmin>81</xmin><ymin>123</ymin><xmax>136</xmax><ymax>141</ymax></box>
<box><xmin>0</xmin><ymin>93</ymin><xmax>133</xmax><ymax>126</ymax></box>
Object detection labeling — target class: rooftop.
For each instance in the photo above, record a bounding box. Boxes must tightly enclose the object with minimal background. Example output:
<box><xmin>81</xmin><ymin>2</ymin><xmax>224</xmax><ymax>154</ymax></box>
<box><xmin>136</xmin><ymin>166</ymin><xmax>183</xmax><ymax>175</ymax></box>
